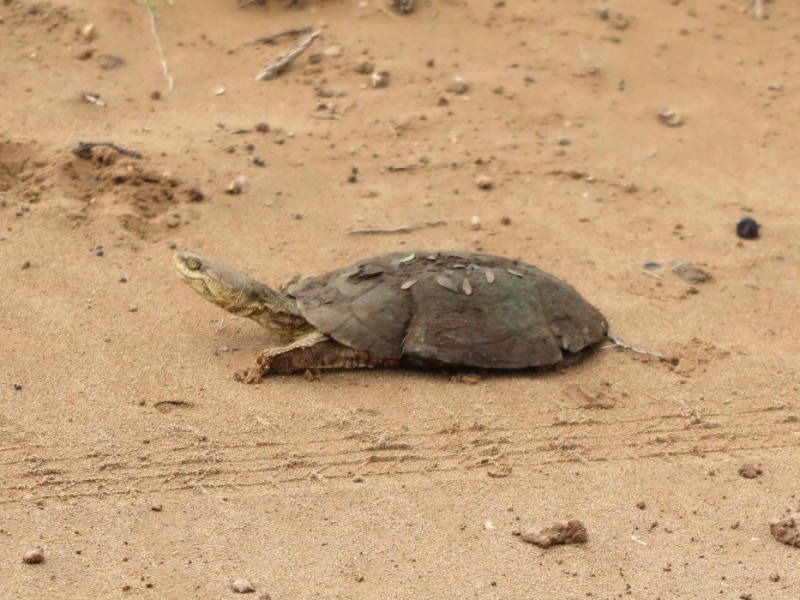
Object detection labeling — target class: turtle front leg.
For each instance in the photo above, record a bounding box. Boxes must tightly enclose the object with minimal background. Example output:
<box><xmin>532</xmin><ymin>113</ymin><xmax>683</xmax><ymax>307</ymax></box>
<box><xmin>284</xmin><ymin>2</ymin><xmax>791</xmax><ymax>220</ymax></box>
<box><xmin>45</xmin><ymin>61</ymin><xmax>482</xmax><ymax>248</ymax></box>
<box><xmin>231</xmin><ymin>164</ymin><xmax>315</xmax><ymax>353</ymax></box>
<box><xmin>237</xmin><ymin>331</ymin><xmax>399</xmax><ymax>382</ymax></box>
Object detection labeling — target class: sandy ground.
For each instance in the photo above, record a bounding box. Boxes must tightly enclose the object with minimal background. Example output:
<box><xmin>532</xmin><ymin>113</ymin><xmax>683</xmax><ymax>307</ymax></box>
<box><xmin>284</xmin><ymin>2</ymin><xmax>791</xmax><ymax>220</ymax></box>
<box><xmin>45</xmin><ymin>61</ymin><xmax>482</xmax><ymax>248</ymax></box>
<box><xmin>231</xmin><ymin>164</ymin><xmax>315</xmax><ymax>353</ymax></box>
<box><xmin>1</xmin><ymin>0</ymin><xmax>799</xmax><ymax>597</ymax></box>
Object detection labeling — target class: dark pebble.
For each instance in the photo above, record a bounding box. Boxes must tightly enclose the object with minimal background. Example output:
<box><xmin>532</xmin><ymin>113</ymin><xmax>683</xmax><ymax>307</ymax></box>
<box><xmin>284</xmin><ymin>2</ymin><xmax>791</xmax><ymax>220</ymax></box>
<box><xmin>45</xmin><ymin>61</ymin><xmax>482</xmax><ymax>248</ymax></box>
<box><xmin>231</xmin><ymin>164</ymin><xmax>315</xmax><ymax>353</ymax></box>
<box><xmin>14</xmin><ymin>383</ymin><xmax>22</xmax><ymax>391</ymax></box>
<box><xmin>736</xmin><ymin>217</ymin><xmax>760</xmax><ymax>240</ymax></box>
<box><xmin>642</xmin><ymin>262</ymin><xmax>662</xmax><ymax>270</ymax></box>
<box><xmin>119</xmin><ymin>277</ymin><xmax>128</xmax><ymax>283</ymax></box>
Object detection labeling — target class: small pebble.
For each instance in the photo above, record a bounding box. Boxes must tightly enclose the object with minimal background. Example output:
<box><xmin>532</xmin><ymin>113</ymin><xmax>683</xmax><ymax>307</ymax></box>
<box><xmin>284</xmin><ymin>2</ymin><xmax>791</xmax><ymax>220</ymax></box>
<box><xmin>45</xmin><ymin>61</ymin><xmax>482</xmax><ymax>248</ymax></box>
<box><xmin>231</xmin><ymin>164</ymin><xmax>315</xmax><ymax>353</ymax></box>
<box><xmin>636</xmin><ymin>501</ymin><xmax>646</xmax><ymax>510</ymax></box>
<box><xmin>475</xmin><ymin>175</ymin><xmax>493</xmax><ymax>189</ymax></box>
<box><xmin>150</xmin><ymin>504</ymin><xmax>163</xmax><ymax>512</ymax></box>
<box><xmin>736</xmin><ymin>217</ymin><xmax>760</xmax><ymax>240</ymax></box>
<box><xmin>14</xmin><ymin>383</ymin><xmax>22</xmax><ymax>391</ymax></box>
<box><xmin>118</xmin><ymin>276</ymin><xmax>128</xmax><ymax>283</ymax></box>
<box><xmin>658</xmin><ymin>107</ymin><xmax>683</xmax><ymax>127</ymax></box>
<box><xmin>371</xmin><ymin>70</ymin><xmax>390</xmax><ymax>88</ymax></box>
<box><xmin>672</xmin><ymin>261</ymin><xmax>710</xmax><ymax>284</ymax></box>
<box><xmin>22</xmin><ymin>547</ymin><xmax>45</xmax><ymax>564</ymax></box>
<box><xmin>231</xmin><ymin>578</ymin><xmax>256</xmax><ymax>594</ymax></box>
<box><xmin>448</xmin><ymin>76</ymin><xmax>469</xmax><ymax>95</ymax></box>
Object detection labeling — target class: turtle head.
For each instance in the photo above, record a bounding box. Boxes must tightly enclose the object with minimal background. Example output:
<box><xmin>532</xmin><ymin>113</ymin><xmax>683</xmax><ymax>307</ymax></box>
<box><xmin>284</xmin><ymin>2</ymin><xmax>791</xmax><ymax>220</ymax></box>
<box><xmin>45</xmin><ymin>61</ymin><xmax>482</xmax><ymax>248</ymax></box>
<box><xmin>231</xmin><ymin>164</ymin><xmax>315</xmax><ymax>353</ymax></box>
<box><xmin>174</xmin><ymin>252</ymin><xmax>311</xmax><ymax>337</ymax></box>
<box><xmin>174</xmin><ymin>252</ymin><xmax>258</xmax><ymax>310</ymax></box>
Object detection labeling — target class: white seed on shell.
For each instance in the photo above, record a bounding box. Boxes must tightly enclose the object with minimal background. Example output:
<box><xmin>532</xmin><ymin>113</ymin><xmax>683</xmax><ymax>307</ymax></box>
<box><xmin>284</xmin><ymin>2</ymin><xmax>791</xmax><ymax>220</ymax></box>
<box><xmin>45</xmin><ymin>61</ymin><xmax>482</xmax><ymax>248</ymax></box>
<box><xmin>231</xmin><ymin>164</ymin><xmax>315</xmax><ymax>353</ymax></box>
<box><xmin>401</xmin><ymin>279</ymin><xmax>417</xmax><ymax>289</ymax></box>
<box><xmin>435</xmin><ymin>274</ymin><xmax>458</xmax><ymax>292</ymax></box>
<box><xmin>462</xmin><ymin>278</ymin><xmax>472</xmax><ymax>295</ymax></box>
<box><xmin>399</xmin><ymin>253</ymin><xmax>416</xmax><ymax>263</ymax></box>
<box><xmin>485</xmin><ymin>269</ymin><xmax>495</xmax><ymax>283</ymax></box>
<box><xmin>507</xmin><ymin>268</ymin><xmax>523</xmax><ymax>278</ymax></box>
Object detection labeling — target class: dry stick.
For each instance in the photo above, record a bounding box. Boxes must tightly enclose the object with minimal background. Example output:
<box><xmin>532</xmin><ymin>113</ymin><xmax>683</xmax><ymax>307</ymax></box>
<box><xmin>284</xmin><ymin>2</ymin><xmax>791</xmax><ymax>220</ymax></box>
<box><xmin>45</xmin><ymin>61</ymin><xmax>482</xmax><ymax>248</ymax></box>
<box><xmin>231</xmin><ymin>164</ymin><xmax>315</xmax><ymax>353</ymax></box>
<box><xmin>256</xmin><ymin>30</ymin><xmax>321</xmax><ymax>81</ymax></box>
<box><xmin>228</xmin><ymin>26</ymin><xmax>314</xmax><ymax>54</ymax></box>
<box><xmin>78</xmin><ymin>91</ymin><xmax>106</xmax><ymax>107</ymax></box>
<box><xmin>71</xmin><ymin>141</ymin><xmax>143</xmax><ymax>159</ymax></box>
<box><xmin>349</xmin><ymin>221</ymin><xmax>446</xmax><ymax>235</ymax></box>
<box><xmin>144</xmin><ymin>2</ymin><xmax>173</xmax><ymax>91</ymax></box>
<box><xmin>603</xmin><ymin>333</ymin><xmax>665</xmax><ymax>361</ymax></box>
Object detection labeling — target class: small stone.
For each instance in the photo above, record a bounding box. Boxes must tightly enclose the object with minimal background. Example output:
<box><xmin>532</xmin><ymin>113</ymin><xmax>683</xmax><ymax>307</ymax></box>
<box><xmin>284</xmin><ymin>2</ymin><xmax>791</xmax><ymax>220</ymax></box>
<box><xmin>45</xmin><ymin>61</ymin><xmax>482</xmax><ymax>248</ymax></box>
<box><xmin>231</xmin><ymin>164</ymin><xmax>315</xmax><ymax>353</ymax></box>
<box><xmin>469</xmin><ymin>215</ymin><xmax>482</xmax><ymax>230</ymax></box>
<box><xmin>354</xmin><ymin>61</ymin><xmax>374</xmax><ymax>74</ymax></box>
<box><xmin>557</xmin><ymin>136</ymin><xmax>571</xmax><ymax>146</ymax></box>
<box><xmin>150</xmin><ymin>504</ymin><xmax>163</xmax><ymax>512</ymax></box>
<box><xmin>738</xmin><ymin>462</ymin><xmax>762</xmax><ymax>479</ymax></box>
<box><xmin>371</xmin><ymin>70</ymin><xmax>390</xmax><ymax>88</ymax></box>
<box><xmin>448</xmin><ymin>76</ymin><xmax>469</xmax><ymax>95</ymax></box>
<box><xmin>736</xmin><ymin>217</ymin><xmax>760</xmax><ymax>240</ymax></box>
<box><xmin>324</xmin><ymin>45</ymin><xmax>342</xmax><ymax>57</ymax></box>
<box><xmin>672</xmin><ymin>261</ymin><xmax>710</xmax><ymax>284</ymax></box>
<box><xmin>118</xmin><ymin>276</ymin><xmax>128</xmax><ymax>283</ymax></box>
<box><xmin>231</xmin><ymin>578</ymin><xmax>256</xmax><ymax>594</ymax></box>
<box><xmin>636</xmin><ymin>501</ymin><xmax>646</xmax><ymax>510</ymax></box>
<box><xmin>149</xmin><ymin>90</ymin><xmax>161</xmax><ymax>100</ymax></box>
<box><xmin>14</xmin><ymin>383</ymin><xmax>22</xmax><ymax>391</ymax></box>
<box><xmin>81</xmin><ymin>23</ymin><xmax>96</xmax><ymax>42</ymax></box>
<box><xmin>226</xmin><ymin>175</ymin><xmax>247</xmax><ymax>195</ymax></box>
<box><xmin>23</xmin><ymin>547</ymin><xmax>45</xmax><ymax>564</ymax></box>
<box><xmin>186</xmin><ymin>188</ymin><xmax>205</xmax><ymax>202</ymax></box>
<box><xmin>475</xmin><ymin>175</ymin><xmax>493</xmax><ymax>189</ymax></box>
<box><xmin>255</xmin><ymin>123</ymin><xmax>270</xmax><ymax>133</ymax></box>
<box><xmin>519</xmin><ymin>520</ymin><xmax>588</xmax><ymax>548</ymax></box>
<box><xmin>769</xmin><ymin>572</ymin><xmax>780</xmax><ymax>582</ymax></box>
<box><xmin>658</xmin><ymin>107</ymin><xmax>683</xmax><ymax>127</ymax></box>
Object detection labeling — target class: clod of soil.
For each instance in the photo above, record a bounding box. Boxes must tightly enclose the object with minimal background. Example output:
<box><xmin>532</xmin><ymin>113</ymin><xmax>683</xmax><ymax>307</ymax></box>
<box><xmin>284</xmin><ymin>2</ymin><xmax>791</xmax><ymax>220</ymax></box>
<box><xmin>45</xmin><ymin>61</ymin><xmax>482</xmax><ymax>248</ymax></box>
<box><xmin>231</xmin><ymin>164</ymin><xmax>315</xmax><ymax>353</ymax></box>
<box><xmin>769</xmin><ymin>513</ymin><xmax>800</xmax><ymax>548</ymax></box>
<box><xmin>738</xmin><ymin>462</ymin><xmax>763</xmax><ymax>479</ymax></box>
<box><xmin>519</xmin><ymin>520</ymin><xmax>588</xmax><ymax>548</ymax></box>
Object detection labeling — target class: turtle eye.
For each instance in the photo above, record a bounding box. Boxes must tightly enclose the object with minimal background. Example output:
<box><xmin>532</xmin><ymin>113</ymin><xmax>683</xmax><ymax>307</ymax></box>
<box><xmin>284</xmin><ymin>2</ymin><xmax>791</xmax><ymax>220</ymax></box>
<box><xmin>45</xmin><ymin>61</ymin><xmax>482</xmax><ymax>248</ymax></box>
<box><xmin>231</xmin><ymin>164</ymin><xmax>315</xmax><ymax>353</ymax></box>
<box><xmin>186</xmin><ymin>257</ymin><xmax>202</xmax><ymax>271</ymax></box>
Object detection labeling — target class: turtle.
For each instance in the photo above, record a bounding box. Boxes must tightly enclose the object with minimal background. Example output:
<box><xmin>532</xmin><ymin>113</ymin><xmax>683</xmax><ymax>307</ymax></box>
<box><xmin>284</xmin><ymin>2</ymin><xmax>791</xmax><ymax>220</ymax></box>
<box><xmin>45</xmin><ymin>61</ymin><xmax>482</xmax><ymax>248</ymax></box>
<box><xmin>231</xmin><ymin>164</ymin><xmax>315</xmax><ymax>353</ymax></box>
<box><xmin>173</xmin><ymin>250</ymin><xmax>609</xmax><ymax>381</ymax></box>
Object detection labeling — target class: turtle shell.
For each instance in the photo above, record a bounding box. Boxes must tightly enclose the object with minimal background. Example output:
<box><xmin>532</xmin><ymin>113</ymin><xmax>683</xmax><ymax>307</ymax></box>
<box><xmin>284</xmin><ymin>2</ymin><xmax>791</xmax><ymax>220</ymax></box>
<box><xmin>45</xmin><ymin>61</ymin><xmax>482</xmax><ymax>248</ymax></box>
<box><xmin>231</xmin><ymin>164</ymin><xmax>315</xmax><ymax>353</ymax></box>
<box><xmin>290</xmin><ymin>251</ymin><xmax>608</xmax><ymax>369</ymax></box>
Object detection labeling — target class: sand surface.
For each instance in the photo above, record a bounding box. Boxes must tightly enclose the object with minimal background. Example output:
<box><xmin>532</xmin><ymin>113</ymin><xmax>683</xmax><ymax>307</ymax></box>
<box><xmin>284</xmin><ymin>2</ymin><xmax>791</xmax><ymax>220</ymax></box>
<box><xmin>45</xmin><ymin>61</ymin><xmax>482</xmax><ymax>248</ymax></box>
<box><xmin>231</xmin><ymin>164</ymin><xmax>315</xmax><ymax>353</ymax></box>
<box><xmin>1</xmin><ymin>0</ymin><xmax>799</xmax><ymax>597</ymax></box>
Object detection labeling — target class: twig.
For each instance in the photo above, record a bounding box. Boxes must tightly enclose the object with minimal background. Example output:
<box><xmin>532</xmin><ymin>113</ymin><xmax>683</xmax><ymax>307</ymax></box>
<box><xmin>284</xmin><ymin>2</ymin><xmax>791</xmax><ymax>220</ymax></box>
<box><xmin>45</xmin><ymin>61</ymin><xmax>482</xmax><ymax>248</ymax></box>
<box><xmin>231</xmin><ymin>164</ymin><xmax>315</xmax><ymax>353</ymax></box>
<box><xmin>143</xmin><ymin>1</ymin><xmax>174</xmax><ymax>91</ymax></box>
<box><xmin>228</xmin><ymin>26</ymin><xmax>314</xmax><ymax>54</ymax></box>
<box><xmin>349</xmin><ymin>221</ymin><xmax>446</xmax><ymax>235</ymax></box>
<box><xmin>640</xmin><ymin>270</ymin><xmax>662</xmax><ymax>280</ymax></box>
<box><xmin>256</xmin><ymin>30</ymin><xmax>321</xmax><ymax>81</ymax></box>
<box><xmin>71</xmin><ymin>141</ymin><xmax>143</xmax><ymax>159</ymax></box>
<box><xmin>386</xmin><ymin>164</ymin><xmax>423</xmax><ymax>172</ymax></box>
<box><xmin>357</xmin><ymin>6</ymin><xmax>397</xmax><ymax>20</ymax></box>
<box><xmin>603</xmin><ymin>333</ymin><xmax>665</xmax><ymax>361</ymax></box>
<box><xmin>78</xmin><ymin>91</ymin><xmax>106</xmax><ymax>107</ymax></box>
